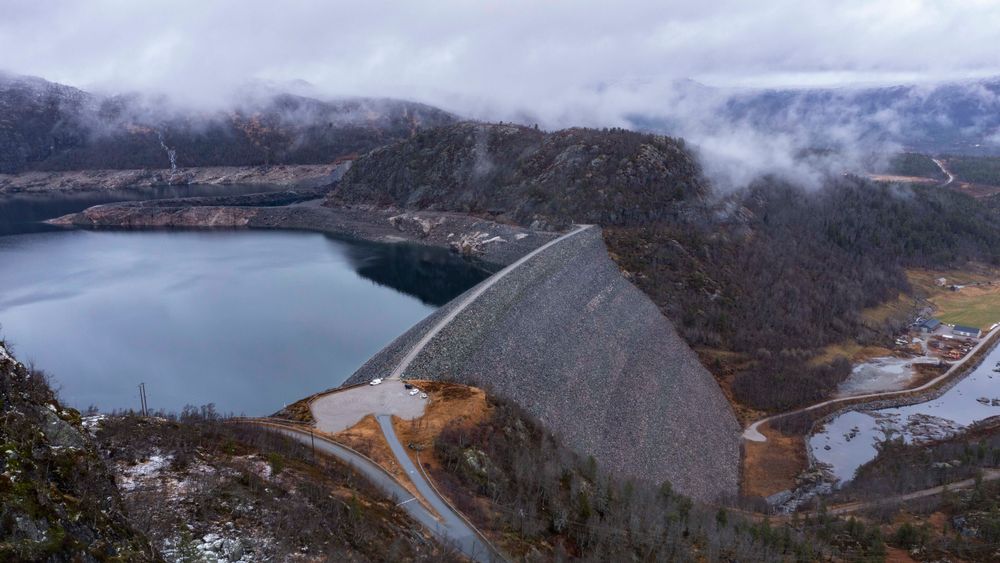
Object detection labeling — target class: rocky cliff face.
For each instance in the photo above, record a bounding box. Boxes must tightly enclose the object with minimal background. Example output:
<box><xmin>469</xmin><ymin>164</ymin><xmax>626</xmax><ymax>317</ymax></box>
<box><xmin>0</xmin><ymin>72</ymin><xmax>456</xmax><ymax>174</ymax></box>
<box><xmin>328</xmin><ymin>122</ymin><xmax>707</xmax><ymax>228</ymax></box>
<box><xmin>0</xmin><ymin>343</ymin><xmax>156</xmax><ymax>561</ymax></box>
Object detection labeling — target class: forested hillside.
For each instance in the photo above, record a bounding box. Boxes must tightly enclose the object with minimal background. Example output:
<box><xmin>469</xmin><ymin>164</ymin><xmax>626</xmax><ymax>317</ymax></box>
<box><xmin>885</xmin><ymin>152</ymin><xmax>946</xmax><ymax>179</ymax></box>
<box><xmin>431</xmin><ymin>393</ymin><xmax>887</xmax><ymax>561</ymax></box>
<box><xmin>0</xmin><ymin>73</ymin><xmax>455</xmax><ymax>174</ymax></box>
<box><xmin>334</xmin><ymin>122</ymin><xmax>1000</xmax><ymax>413</ymax></box>
<box><xmin>947</xmin><ymin>155</ymin><xmax>1000</xmax><ymax>186</ymax></box>
<box><xmin>610</xmin><ymin>179</ymin><xmax>1000</xmax><ymax>410</ymax></box>
<box><xmin>329</xmin><ymin>122</ymin><xmax>706</xmax><ymax>227</ymax></box>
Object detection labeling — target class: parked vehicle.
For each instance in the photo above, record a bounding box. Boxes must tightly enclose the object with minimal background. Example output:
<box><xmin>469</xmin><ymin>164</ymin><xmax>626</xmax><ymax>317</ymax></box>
<box><xmin>409</xmin><ymin>389</ymin><xmax>420</xmax><ymax>396</ymax></box>
<box><xmin>370</xmin><ymin>378</ymin><xmax>383</xmax><ymax>386</ymax></box>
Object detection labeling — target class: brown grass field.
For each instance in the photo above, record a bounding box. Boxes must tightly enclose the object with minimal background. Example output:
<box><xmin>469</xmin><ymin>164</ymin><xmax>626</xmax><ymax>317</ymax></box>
<box><xmin>741</xmin><ymin>421</ymin><xmax>807</xmax><ymax>498</ymax></box>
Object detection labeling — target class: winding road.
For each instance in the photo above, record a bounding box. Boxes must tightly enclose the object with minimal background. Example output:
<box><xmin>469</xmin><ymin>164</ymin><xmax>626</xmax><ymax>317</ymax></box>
<box><xmin>245</xmin><ymin>420</ymin><xmax>500</xmax><ymax>562</ymax></box>
<box><xmin>743</xmin><ymin>326</ymin><xmax>1000</xmax><ymax>442</ymax></box>
<box><xmin>932</xmin><ymin>157</ymin><xmax>955</xmax><ymax>186</ymax></box>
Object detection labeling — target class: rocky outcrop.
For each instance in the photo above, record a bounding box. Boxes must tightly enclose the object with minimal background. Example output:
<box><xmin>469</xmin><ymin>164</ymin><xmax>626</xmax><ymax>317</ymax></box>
<box><xmin>0</xmin><ymin>343</ymin><xmax>156</xmax><ymax>561</ymax></box>
<box><xmin>328</xmin><ymin>122</ymin><xmax>707</xmax><ymax>228</ymax></box>
<box><xmin>346</xmin><ymin>227</ymin><xmax>740</xmax><ymax>502</ymax></box>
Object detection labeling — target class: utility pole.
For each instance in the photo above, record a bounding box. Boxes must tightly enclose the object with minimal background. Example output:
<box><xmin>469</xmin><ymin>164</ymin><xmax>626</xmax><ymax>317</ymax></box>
<box><xmin>138</xmin><ymin>382</ymin><xmax>148</xmax><ymax>417</ymax></box>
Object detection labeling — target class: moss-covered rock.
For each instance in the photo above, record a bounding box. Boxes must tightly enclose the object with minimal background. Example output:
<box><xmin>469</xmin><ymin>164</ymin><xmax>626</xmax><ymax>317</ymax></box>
<box><xmin>0</xmin><ymin>342</ymin><xmax>158</xmax><ymax>561</ymax></box>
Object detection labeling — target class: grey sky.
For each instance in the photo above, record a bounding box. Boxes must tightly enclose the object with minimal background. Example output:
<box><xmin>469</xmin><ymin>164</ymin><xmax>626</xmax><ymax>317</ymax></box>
<box><xmin>3</xmin><ymin>0</ymin><xmax>999</xmax><ymax>122</ymax></box>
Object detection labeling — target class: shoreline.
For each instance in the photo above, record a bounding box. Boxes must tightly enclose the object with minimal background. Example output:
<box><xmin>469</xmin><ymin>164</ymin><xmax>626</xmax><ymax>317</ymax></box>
<box><xmin>48</xmin><ymin>192</ymin><xmax>558</xmax><ymax>269</ymax></box>
<box><xmin>806</xmin><ymin>326</ymin><xmax>1000</xmax><ymax>457</ymax></box>
<box><xmin>811</xmin><ymin>326</ymin><xmax>1000</xmax><ymax>432</ymax></box>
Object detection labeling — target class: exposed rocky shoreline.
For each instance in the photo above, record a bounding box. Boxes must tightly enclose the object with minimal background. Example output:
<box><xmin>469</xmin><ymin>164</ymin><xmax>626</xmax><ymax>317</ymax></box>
<box><xmin>0</xmin><ymin>164</ymin><xmax>342</xmax><ymax>194</ymax></box>
<box><xmin>50</xmin><ymin>192</ymin><xmax>555</xmax><ymax>267</ymax></box>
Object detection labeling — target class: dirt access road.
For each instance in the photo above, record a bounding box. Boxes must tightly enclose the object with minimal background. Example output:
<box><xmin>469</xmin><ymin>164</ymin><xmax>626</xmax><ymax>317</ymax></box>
<box><xmin>827</xmin><ymin>468</ymin><xmax>1000</xmax><ymax>516</ymax></box>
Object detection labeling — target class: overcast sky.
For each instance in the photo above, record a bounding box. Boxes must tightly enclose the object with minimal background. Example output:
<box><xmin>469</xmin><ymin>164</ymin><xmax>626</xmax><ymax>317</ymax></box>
<box><xmin>3</xmin><ymin>0</ymin><xmax>999</xmax><ymax>122</ymax></box>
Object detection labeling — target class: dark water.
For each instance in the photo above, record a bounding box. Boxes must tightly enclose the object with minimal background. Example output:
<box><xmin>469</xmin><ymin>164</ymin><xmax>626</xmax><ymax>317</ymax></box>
<box><xmin>0</xmin><ymin>184</ymin><xmax>279</xmax><ymax>236</ymax></box>
<box><xmin>0</xmin><ymin>189</ymin><xmax>489</xmax><ymax>415</ymax></box>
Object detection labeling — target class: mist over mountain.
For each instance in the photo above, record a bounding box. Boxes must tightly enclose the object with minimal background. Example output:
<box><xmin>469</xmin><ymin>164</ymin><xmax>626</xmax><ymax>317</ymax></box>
<box><xmin>0</xmin><ymin>73</ymin><xmax>455</xmax><ymax>174</ymax></box>
<box><xmin>616</xmin><ymin>77</ymin><xmax>1000</xmax><ymax>190</ymax></box>
<box><xmin>4</xmin><ymin>70</ymin><xmax>1000</xmax><ymax>193</ymax></box>
<box><xmin>719</xmin><ymin>78</ymin><xmax>1000</xmax><ymax>154</ymax></box>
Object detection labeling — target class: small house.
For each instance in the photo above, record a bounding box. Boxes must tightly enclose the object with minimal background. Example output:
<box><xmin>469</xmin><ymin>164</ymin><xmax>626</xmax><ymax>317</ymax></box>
<box><xmin>953</xmin><ymin>325</ymin><xmax>982</xmax><ymax>338</ymax></box>
<box><xmin>920</xmin><ymin>318</ymin><xmax>942</xmax><ymax>333</ymax></box>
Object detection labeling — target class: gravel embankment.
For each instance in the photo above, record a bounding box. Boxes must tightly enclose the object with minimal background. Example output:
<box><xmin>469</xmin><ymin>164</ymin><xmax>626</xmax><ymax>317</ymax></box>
<box><xmin>346</xmin><ymin>227</ymin><xmax>740</xmax><ymax>502</ymax></box>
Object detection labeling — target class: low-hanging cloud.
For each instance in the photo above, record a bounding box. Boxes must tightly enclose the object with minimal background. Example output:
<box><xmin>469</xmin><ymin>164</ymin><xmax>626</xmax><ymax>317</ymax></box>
<box><xmin>2</xmin><ymin>0</ymin><xmax>1000</xmax><ymax>189</ymax></box>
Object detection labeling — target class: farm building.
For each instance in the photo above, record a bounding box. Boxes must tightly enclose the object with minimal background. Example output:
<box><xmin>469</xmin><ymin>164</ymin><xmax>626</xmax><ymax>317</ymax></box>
<box><xmin>953</xmin><ymin>325</ymin><xmax>982</xmax><ymax>338</ymax></box>
<box><xmin>919</xmin><ymin>318</ymin><xmax>942</xmax><ymax>333</ymax></box>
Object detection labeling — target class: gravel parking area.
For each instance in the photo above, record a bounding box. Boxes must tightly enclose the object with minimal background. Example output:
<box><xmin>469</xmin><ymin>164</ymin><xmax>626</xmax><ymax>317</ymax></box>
<box><xmin>311</xmin><ymin>380</ymin><xmax>427</xmax><ymax>434</ymax></box>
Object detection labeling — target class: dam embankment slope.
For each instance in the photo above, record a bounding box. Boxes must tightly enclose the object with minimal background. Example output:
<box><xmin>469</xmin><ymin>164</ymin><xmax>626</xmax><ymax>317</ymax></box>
<box><xmin>346</xmin><ymin>226</ymin><xmax>740</xmax><ymax>502</ymax></box>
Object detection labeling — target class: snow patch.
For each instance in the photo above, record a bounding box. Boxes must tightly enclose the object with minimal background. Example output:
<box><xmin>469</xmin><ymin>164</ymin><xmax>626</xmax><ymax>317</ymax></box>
<box><xmin>118</xmin><ymin>454</ymin><xmax>172</xmax><ymax>491</ymax></box>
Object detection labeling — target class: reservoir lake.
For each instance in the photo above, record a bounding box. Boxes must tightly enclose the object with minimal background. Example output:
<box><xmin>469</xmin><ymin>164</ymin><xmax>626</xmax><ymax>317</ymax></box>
<box><xmin>0</xmin><ymin>187</ymin><xmax>489</xmax><ymax>415</ymax></box>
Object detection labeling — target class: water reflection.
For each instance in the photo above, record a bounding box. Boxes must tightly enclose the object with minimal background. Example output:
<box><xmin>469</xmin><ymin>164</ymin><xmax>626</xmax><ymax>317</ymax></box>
<box><xmin>338</xmin><ymin>238</ymin><xmax>492</xmax><ymax>306</ymax></box>
<box><xmin>0</xmin><ymin>229</ymin><xmax>487</xmax><ymax>415</ymax></box>
<box><xmin>0</xmin><ymin>187</ymin><xmax>493</xmax><ymax>414</ymax></box>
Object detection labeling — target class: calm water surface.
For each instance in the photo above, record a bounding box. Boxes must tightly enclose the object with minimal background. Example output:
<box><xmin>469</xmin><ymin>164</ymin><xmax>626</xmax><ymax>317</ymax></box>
<box><xmin>0</xmin><ymin>188</ymin><xmax>489</xmax><ymax>414</ymax></box>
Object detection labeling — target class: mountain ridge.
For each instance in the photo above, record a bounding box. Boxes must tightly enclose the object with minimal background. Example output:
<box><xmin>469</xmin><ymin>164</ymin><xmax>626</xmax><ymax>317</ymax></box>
<box><xmin>0</xmin><ymin>73</ymin><xmax>457</xmax><ymax>174</ymax></box>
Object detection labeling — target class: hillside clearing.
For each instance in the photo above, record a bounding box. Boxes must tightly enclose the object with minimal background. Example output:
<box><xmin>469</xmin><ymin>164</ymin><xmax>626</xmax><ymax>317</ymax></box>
<box><xmin>929</xmin><ymin>284</ymin><xmax>1000</xmax><ymax>330</ymax></box>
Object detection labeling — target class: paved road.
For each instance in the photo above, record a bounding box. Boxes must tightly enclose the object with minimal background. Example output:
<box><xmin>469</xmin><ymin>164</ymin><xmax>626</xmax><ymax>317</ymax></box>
<box><xmin>249</xmin><ymin>421</ymin><xmax>500</xmax><ymax>562</ymax></box>
<box><xmin>932</xmin><ymin>157</ymin><xmax>955</xmax><ymax>186</ymax></box>
<box><xmin>376</xmin><ymin>415</ymin><xmax>496</xmax><ymax>561</ymax></box>
<box><xmin>387</xmin><ymin>224</ymin><xmax>593</xmax><ymax>380</ymax></box>
<box><xmin>245</xmin><ymin>423</ymin><xmax>438</xmax><ymax>528</ymax></box>
<box><xmin>744</xmin><ymin>327</ymin><xmax>999</xmax><ymax>441</ymax></box>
